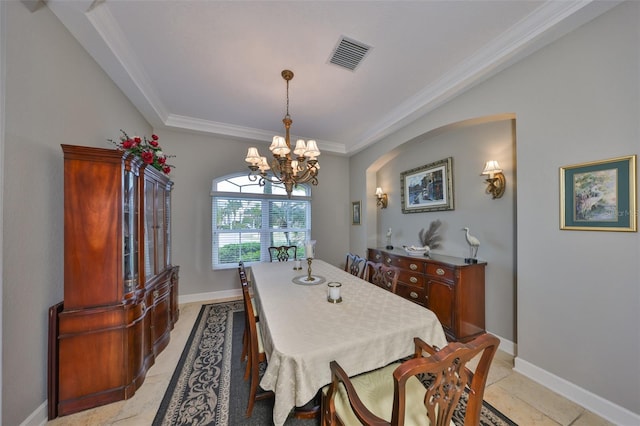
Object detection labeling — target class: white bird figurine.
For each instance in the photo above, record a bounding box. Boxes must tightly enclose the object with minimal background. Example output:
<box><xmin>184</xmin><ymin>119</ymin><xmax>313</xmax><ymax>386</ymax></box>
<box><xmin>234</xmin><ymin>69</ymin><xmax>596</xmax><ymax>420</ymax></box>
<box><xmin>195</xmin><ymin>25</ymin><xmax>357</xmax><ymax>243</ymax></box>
<box><xmin>462</xmin><ymin>227</ymin><xmax>480</xmax><ymax>259</ymax></box>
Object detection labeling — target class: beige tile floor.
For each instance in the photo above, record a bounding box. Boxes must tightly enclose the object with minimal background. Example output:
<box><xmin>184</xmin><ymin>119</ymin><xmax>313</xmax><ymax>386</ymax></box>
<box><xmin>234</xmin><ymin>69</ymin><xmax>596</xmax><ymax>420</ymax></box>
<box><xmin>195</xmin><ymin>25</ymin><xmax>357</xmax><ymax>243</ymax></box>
<box><xmin>48</xmin><ymin>300</ymin><xmax>614</xmax><ymax>426</ymax></box>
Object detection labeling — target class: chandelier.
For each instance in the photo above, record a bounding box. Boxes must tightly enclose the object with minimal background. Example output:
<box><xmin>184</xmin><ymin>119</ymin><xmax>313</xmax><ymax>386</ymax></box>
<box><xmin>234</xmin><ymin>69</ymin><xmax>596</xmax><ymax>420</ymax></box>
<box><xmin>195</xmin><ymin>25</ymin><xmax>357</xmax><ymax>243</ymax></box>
<box><xmin>245</xmin><ymin>69</ymin><xmax>320</xmax><ymax>198</ymax></box>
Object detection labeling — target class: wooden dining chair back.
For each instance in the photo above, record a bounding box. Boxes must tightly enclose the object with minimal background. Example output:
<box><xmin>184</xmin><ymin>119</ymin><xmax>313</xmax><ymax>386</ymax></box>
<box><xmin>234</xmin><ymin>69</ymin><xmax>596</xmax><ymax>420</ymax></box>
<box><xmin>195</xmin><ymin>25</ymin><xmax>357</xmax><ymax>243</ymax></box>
<box><xmin>363</xmin><ymin>261</ymin><xmax>399</xmax><ymax>293</ymax></box>
<box><xmin>344</xmin><ymin>253</ymin><xmax>365</xmax><ymax>278</ymax></box>
<box><xmin>322</xmin><ymin>333</ymin><xmax>500</xmax><ymax>426</ymax></box>
<box><xmin>239</xmin><ymin>267</ymin><xmax>273</xmax><ymax>416</ymax></box>
<box><xmin>238</xmin><ymin>261</ymin><xmax>256</xmax><ymax>364</ymax></box>
<box><xmin>268</xmin><ymin>245</ymin><xmax>298</xmax><ymax>262</ymax></box>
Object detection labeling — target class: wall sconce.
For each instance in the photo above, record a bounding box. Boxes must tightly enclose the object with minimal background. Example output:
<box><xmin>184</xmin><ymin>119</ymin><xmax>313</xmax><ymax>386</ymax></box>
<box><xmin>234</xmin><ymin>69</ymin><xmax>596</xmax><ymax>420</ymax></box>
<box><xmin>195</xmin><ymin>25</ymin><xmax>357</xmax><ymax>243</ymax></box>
<box><xmin>375</xmin><ymin>187</ymin><xmax>388</xmax><ymax>209</ymax></box>
<box><xmin>481</xmin><ymin>160</ymin><xmax>506</xmax><ymax>199</ymax></box>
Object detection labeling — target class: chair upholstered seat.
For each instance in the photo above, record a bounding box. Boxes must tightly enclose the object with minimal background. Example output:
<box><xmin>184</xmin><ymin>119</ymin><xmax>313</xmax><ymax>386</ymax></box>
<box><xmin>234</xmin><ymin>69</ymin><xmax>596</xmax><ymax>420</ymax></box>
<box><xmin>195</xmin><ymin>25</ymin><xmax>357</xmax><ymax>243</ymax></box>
<box><xmin>324</xmin><ymin>362</ymin><xmax>451</xmax><ymax>426</ymax></box>
<box><xmin>321</xmin><ymin>334</ymin><xmax>500</xmax><ymax>426</ymax></box>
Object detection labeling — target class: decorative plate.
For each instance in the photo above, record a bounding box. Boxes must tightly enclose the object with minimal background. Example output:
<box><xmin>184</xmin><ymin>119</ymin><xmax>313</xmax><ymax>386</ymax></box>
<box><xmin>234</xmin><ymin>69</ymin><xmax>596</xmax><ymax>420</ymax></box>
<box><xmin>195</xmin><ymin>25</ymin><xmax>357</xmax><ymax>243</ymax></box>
<box><xmin>292</xmin><ymin>275</ymin><xmax>326</xmax><ymax>286</ymax></box>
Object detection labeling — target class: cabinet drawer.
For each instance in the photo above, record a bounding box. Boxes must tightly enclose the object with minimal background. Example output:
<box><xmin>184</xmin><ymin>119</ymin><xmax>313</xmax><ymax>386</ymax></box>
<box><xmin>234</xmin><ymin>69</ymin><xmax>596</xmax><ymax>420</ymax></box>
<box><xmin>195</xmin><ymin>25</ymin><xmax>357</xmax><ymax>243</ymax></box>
<box><xmin>396</xmin><ymin>257</ymin><xmax>426</xmax><ymax>273</ymax></box>
<box><xmin>396</xmin><ymin>283</ymin><xmax>426</xmax><ymax>306</ymax></box>
<box><xmin>426</xmin><ymin>264</ymin><xmax>455</xmax><ymax>282</ymax></box>
<box><xmin>369</xmin><ymin>250</ymin><xmax>384</xmax><ymax>262</ymax></box>
<box><xmin>397</xmin><ymin>270</ymin><xmax>425</xmax><ymax>286</ymax></box>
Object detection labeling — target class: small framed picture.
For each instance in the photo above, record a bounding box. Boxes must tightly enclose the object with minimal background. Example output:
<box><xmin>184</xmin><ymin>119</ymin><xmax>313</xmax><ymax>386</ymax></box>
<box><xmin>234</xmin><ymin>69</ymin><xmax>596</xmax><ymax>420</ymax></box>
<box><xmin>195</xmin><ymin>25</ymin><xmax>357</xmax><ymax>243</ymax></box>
<box><xmin>401</xmin><ymin>157</ymin><xmax>454</xmax><ymax>214</ymax></box>
<box><xmin>560</xmin><ymin>155</ymin><xmax>636</xmax><ymax>231</ymax></box>
<box><xmin>352</xmin><ymin>201</ymin><xmax>361</xmax><ymax>225</ymax></box>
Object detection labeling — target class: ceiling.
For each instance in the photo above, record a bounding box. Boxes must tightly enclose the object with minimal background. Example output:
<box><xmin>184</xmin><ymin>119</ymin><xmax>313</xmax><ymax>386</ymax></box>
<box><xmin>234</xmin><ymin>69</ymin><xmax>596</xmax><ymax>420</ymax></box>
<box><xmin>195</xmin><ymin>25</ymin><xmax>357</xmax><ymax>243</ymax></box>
<box><xmin>46</xmin><ymin>0</ymin><xmax>616</xmax><ymax>156</ymax></box>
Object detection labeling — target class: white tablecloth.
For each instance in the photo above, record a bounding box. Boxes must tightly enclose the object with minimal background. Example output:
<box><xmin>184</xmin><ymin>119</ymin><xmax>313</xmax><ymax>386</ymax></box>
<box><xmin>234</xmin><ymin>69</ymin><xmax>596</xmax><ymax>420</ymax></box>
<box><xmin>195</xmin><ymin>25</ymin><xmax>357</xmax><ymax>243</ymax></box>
<box><xmin>251</xmin><ymin>260</ymin><xmax>447</xmax><ymax>426</ymax></box>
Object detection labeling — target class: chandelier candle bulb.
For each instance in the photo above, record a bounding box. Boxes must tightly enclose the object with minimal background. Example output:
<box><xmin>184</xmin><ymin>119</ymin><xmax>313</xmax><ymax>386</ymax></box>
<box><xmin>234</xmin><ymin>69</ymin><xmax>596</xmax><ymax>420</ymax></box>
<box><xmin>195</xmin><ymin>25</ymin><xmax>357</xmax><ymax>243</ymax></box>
<box><xmin>304</xmin><ymin>140</ymin><xmax>320</xmax><ymax>157</ymax></box>
<box><xmin>294</xmin><ymin>139</ymin><xmax>307</xmax><ymax>156</ymax></box>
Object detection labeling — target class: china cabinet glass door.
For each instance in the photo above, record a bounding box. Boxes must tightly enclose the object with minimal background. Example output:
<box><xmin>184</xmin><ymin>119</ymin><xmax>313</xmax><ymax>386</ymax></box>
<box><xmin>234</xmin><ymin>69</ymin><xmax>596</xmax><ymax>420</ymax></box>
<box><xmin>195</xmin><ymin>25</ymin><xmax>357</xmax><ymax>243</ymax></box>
<box><xmin>123</xmin><ymin>169</ymin><xmax>138</xmax><ymax>294</ymax></box>
<box><xmin>144</xmin><ymin>180</ymin><xmax>156</xmax><ymax>279</ymax></box>
<box><xmin>165</xmin><ymin>190</ymin><xmax>172</xmax><ymax>266</ymax></box>
<box><xmin>156</xmin><ymin>187</ymin><xmax>165</xmax><ymax>271</ymax></box>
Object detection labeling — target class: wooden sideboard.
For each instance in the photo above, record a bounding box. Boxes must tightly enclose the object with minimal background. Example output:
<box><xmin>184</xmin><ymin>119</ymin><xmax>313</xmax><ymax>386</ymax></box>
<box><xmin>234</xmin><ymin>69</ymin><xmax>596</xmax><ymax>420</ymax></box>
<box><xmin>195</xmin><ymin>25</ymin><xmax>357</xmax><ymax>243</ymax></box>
<box><xmin>367</xmin><ymin>248</ymin><xmax>485</xmax><ymax>342</ymax></box>
<box><xmin>48</xmin><ymin>145</ymin><xmax>179</xmax><ymax>419</ymax></box>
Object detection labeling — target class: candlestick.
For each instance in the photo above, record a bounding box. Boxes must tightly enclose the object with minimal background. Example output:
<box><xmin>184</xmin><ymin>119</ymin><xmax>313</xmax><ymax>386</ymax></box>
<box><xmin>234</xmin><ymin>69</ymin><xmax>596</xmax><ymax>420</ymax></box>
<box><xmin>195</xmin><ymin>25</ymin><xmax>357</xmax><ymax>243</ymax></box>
<box><xmin>306</xmin><ymin>258</ymin><xmax>313</xmax><ymax>281</ymax></box>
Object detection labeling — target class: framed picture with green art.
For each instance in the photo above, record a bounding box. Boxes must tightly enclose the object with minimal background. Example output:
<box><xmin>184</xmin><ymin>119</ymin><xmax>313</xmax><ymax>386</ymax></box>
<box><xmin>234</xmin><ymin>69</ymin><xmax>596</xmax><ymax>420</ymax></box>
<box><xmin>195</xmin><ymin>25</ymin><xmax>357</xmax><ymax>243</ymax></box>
<box><xmin>560</xmin><ymin>155</ymin><xmax>636</xmax><ymax>231</ymax></box>
<box><xmin>352</xmin><ymin>201</ymin><xmax>361</xmax><ymax>225</ymax></box>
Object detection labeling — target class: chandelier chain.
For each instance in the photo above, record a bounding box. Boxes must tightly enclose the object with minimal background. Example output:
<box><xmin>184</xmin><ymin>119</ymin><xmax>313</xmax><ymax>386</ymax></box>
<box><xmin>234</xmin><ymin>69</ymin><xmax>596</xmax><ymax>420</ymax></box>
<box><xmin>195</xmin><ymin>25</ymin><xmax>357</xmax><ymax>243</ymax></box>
<box><xmin>286</xmin><ymin>79</ymin><xmax>290</xmax><ymax>117</ymax></box>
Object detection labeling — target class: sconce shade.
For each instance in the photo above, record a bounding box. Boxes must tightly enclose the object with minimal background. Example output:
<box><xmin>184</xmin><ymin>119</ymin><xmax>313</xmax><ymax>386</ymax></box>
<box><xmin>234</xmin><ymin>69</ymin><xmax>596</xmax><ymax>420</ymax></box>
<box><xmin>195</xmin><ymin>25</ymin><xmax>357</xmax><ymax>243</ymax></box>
<box><xmin>375</xmin><ymin>187</ymin><xmax>388</xmax><ymax>208</ymax></box>
<box><xmin>482</xmin><ymin>160</ymin><xmax>503</xmax><ymax>177</ymax></box>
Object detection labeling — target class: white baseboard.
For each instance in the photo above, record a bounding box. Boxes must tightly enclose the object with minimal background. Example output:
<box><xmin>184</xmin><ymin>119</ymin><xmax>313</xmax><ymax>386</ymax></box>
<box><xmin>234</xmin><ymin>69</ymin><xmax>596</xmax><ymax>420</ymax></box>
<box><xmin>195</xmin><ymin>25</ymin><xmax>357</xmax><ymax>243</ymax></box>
<box><xmin>178</xmin><ymin>288</ymin><xmax>242</xmax><ymax>304</ymax></box>
<box><xmin>20</xmin><ymin>401</ymin><xmax>46</xmax><ymax>426</ymax></box>
<box><xmin>514</xmin><ymin>357</ymin><xmax>640</xmax><ymax>426</ymax></box>
<box><xmin>488</xmin><ymin>332</ymin><xmax>516</xmax><ymax>356</ymax></box>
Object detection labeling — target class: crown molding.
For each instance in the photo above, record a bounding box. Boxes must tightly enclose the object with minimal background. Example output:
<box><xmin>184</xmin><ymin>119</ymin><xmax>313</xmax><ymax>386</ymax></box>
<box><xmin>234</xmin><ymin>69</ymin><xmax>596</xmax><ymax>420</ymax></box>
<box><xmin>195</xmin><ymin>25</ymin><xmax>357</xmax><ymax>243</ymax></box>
<box><xmin>165</xmin><ymin>114</ymin><xmax>347</xmax><ymax>155</ymax></box>
<box><xmin>48</xmin><ymin>0</ymin><xmax>618</xmax><ymax>156</ymax></box>
<box><xmin>349</xmin><ymin>0</ymin><xmax>620</xmax><ymax>154</ymax></box>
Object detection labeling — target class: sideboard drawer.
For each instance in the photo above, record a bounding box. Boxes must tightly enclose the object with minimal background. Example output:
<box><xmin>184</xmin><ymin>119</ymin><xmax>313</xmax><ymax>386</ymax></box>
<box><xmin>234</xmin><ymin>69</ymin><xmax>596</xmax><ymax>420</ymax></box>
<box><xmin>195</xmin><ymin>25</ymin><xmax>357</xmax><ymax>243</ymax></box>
<box><xmin>396</xmin><ymin>283</ymin><xmax>426</xmax><ymax>307</ymax></box>
<box><xmin>425</xmin><ymin>264</ymin><xmax>454</xmax><ymax>282</ymax></box>
<box><xmin>397</xmin><ymin>269</ymin><xmax>425</xmax><ymax>286</ymax></box>
<box><xmin>396</xmin><ymin>257</ymin><xmax>426</xmax><ymax>274</ymax></box>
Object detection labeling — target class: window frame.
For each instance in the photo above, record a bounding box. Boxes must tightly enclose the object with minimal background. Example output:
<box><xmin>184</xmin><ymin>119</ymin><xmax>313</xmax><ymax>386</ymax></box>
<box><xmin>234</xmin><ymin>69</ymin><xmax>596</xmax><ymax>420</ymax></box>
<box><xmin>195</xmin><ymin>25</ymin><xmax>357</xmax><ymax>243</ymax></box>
<box><xmin>211</xmin><ymin>173</ymin><xmax>311</xmax><ymax>269</ymax></box>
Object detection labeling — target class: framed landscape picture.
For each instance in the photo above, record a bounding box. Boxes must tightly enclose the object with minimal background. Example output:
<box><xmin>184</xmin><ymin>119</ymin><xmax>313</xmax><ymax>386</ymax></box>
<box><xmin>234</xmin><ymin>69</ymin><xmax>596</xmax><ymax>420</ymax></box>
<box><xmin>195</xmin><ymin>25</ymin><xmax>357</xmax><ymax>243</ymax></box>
<box><xmin>352</xmin><ymin>201</ymin><xmax>361</xmax><ymax>225</ymax></box>
<box><xmin>401</xmin><ymin>157</ymin><xmax>454</xmax><ymax>214</ymax></box>
<box><xmin>560</xmin><ymin>155</ymin><xmax>636</xmax><ymax>231</ymax></box>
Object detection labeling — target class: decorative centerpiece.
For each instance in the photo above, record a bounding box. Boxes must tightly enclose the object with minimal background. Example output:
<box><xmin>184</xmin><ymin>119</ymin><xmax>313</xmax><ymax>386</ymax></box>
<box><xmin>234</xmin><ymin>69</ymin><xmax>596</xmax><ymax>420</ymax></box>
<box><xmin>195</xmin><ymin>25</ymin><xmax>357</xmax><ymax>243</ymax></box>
<box><xmin>291</xmin><ymin>240</ymin><xmax>326</xmax><ymax>285</ymax></box>
<box><xmin>385</xmin><ymin>228</ymin><xmax>394</xmax><ymax>250</ymax></box>
<box><xmin>403</xmin><ymin>245</ymin><xmax>430</xmax><ymax>257</ymax></box>
<box><xmin>327</xmin><ymin>282</ymin><xmax>342</xmax><ymax>303</ymax></box>
<box><xmin>417</xmin><ymin>219</ymin><xmax>443</xmax><ymax>257</ymax></box>
<box><xmin>305</xmin><ymin>240</ymin><xmax>316</xmax><ymax>281</ymax></box>
<box><xmin>462</xmin><ymin>227</ymin><xmax>480</xmax><ymax>264</ymax></box>
<box><xmin>109</xmin><ymin>129</ymin><xmax>175</xmax><ymax>175</ymax></box>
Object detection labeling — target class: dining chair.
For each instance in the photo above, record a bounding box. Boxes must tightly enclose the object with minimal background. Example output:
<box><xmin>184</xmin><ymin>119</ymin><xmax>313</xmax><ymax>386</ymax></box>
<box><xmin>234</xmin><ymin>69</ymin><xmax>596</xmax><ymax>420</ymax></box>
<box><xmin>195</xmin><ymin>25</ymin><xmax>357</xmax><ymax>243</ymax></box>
<box><xmin>268</xmin><ymin>245</ymin><xmax>298</xmax><ymax>262</ymax></box>
<box><xmin>321</xmin><ymin>333</ymin><xmax>500</xmax><ymax>426</ymax></box>
<box><xmin>238</xmin><ymin>261</ymin><xmax>257</xmax><ymax>365</ymax></box>
<box><xmin>344</xmin><ymin>253</ymin><xmax>365</xmax><ymax>278</ymax></box>
<box><xmin>363</xmin><ymin>261</ymin><xmax>399</xmax><ymax>293</ymax></box>
<box><xmin>240</xmin><ymin>267</ymin><xmax>274</xmax><ymax>416</ymax></box>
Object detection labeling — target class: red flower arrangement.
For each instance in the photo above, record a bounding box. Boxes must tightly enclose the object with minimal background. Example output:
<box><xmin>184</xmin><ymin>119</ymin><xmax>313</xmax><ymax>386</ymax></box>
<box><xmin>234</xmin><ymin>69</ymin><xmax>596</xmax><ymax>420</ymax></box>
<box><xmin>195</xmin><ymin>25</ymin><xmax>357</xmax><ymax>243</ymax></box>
<box><xmin>109</xmin><ymin>129</ymin><xmax>175</xmax><ymax>175</ymax></box>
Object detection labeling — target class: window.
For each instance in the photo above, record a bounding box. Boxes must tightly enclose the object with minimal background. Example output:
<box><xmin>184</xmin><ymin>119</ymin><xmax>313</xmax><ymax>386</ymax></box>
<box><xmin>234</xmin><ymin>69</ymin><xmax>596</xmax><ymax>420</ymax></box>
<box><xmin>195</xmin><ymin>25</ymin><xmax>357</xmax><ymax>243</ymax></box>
<box><xmin>211</xmin><ymin>173</ymin><xmax>311</xmax><ymax>268</ymax></box>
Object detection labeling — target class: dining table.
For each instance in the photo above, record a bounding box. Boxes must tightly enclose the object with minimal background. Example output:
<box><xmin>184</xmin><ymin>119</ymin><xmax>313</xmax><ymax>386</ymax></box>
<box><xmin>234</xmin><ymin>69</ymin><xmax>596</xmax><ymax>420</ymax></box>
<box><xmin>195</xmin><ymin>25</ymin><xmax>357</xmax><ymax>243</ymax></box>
<box><xmin>250</xmin><ymin>259</ymin><xmax>448</xmax><ymax>426</ymax></box>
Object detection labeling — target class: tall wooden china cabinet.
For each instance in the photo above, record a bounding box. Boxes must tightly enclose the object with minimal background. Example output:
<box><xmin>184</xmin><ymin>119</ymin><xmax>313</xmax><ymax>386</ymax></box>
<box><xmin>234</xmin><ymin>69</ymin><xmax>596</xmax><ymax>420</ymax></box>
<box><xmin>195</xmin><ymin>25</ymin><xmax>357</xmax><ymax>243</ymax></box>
<box><xmin>48</xmin><ymin>145</ymin><xmax>179</xmax><ymax>418</ymax></box>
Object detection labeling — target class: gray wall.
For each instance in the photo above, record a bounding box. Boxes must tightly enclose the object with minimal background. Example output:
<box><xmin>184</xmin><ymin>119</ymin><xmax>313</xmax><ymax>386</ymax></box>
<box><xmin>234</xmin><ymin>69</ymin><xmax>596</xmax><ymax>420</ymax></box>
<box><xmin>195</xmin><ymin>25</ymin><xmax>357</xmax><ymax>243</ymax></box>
<box><xmin>3</xmin><ymin>3</ymin><xmax>152</xmax><ymax>425</ymax></box>
<box><xmin>3</xmin><ymin>1</ymin><xmax>640</xmax><ymax>424</ymax></box>
<box><xmin>350</xmin><ymin>2</ymin><xmax>639</xmax><ymax>421</ymax></box>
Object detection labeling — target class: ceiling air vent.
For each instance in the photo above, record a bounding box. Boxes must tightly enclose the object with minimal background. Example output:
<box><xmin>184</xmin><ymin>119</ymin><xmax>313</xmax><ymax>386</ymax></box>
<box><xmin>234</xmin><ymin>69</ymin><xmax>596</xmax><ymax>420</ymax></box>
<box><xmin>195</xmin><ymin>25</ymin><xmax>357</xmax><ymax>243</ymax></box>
<box><xmin>329</xmin><ymin>36</ymin><xmax>371</xmax><ymax>71</ymax></box>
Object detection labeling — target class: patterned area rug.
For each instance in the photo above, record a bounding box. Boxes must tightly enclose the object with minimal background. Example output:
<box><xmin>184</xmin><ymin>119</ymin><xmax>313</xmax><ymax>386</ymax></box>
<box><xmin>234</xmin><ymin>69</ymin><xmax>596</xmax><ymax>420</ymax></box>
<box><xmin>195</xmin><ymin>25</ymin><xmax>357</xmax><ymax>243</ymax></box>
<box><xmin>153</xmin><ymin>301</ymin><xmax>517</xmax><ymax>425</ymax></box>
